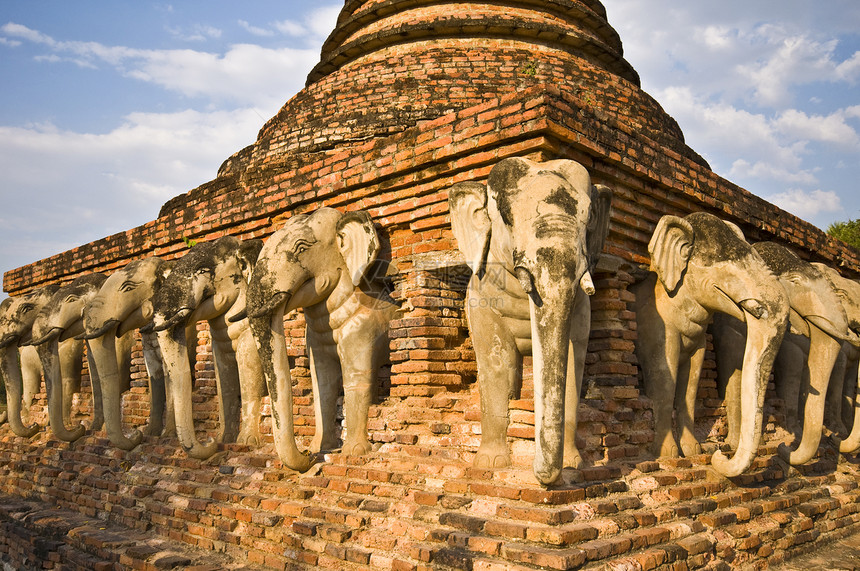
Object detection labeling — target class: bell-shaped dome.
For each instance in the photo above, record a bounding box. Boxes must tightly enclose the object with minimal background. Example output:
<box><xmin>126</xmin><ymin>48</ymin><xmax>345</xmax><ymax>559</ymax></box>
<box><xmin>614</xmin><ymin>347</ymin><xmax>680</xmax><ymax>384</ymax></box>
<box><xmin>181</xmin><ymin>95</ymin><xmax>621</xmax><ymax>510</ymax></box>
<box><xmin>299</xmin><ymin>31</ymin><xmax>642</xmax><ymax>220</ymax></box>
<box><xmin>308</xmin><ymin>0</ymin><xmax>639</xmax><ymax>85</ymax></box>
<box><xmin>247</xmin><ymin>0</ymin><xmax>706</xmax><ymax>172</ymax></box>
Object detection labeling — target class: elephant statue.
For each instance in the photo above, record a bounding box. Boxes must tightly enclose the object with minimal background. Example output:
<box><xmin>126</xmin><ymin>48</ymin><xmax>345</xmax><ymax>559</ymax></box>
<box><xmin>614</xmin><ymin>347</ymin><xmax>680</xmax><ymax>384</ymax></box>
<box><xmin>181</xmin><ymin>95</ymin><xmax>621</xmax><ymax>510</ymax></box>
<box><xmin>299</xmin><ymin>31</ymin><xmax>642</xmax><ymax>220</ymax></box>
<box><xmin>751</xmin><ymin>242</ymin><xmax>859</xmax><ymax>465</ymax></box>
<box><xmin>246</xmin><ymin>207</ymin><xmax>400</xmax><ymax>472</ymax></box>
<box><xmin>830</xmin><ymin>341</ymin><xmax>860</xmax><ymax>451</ymax></box>
<box><xmin>632</xmin><ymin>213</ymin><xmax>789</xmax><ymax>477</ymax></box>
<box><xmin>449</xmin><ymin>157</ymin><xmax>612</xmax><ymax>486</ymax></box>
<box><xmin>29</xmin><ymin>273</ymin><xmax>105</xmax><ymax>442</ymax></box>
<box><xmin>150</xmin><ymin>236</ymin><xmax>265</xmax><ymax>459</ymax></box>
<box><xmin>812</xmin><ymin>264</ymin><xmax>860</xmax><ymax>446</ymax></box>
<box><xmin>0</xmin><ymin>285</ymin><xmax>60</xmax><ymax>437</ymax></box>
<box><xmin>80</xmin><ymin>256</ymin><xmax>178</xmax><ymax>450</ymax></box>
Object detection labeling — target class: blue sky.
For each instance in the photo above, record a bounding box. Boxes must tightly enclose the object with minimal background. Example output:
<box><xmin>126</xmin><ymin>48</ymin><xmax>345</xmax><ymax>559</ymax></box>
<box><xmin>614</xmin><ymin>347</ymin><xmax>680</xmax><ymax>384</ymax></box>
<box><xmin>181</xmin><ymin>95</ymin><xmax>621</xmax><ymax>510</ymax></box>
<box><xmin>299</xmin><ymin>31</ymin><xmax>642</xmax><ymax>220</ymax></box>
<box><xmin>1</xmin><ymin>1</ymin><xmax>859</xmax><ymax>282</ymax></box>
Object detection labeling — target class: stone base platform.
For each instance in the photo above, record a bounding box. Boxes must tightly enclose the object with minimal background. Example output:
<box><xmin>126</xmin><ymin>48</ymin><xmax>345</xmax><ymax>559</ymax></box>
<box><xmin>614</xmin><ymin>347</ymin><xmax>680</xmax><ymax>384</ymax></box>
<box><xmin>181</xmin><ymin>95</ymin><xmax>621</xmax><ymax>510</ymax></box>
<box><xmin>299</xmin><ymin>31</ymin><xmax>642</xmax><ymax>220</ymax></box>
<box><xmin>1</xmin><ymin>431</ymin><xmax>860</xmax><ymax>570</ymax></box>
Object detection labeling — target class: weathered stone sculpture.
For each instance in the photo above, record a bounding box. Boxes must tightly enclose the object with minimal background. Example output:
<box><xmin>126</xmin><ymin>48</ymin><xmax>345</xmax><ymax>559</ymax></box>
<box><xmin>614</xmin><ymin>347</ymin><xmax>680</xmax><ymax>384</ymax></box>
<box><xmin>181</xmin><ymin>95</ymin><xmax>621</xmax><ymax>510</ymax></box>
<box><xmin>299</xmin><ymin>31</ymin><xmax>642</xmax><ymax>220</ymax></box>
<box><xmin>632</xmin><ymin>213</ymin><xmax>788</xmax><ymax>477</ymax></box>
<box><xmin>830</xmin><ymin>341</ymin><xmax>860</xmax><ymax>451</ymax></box>
<box><xmin>247</xmin><ymin>208</ymin><xmax>399</xmax><ymax>472</ymax></box>
<box><xmin>813</xmin><ymin>264</ymin><xmax>860</xmax><ymax>450</ymax></box>
<box><xmin>751</xmin><ymin>242</ymin><xmax>859</xmax><ymax>465</ymax></box>
<box><xmin>151</xmin><ymin>236</ymin><xmax>265</xmax><ymax>459</ymax></box>
<box><xmin>0</xmin><ymin>294</ymin><xmax>49</xmax><ymax>437</ymax></box>
<box><xmin>449</xmin><ymin>157</ymin><xmax>611</xmax><ymax>486</ymax></box>
<box><xmin>80</xmin><ymin>257</ymin><xmax>176</xmax><ymax>450</ymax></box>
<box><xmin>0</xmin><ymin>285</ymin><xmax>61</xmax><ymax>437</ymax></box>
<box><xmin>30</xmin><ymin>273</ymin><xmax>105</xmax><ymax>441</ymax></box>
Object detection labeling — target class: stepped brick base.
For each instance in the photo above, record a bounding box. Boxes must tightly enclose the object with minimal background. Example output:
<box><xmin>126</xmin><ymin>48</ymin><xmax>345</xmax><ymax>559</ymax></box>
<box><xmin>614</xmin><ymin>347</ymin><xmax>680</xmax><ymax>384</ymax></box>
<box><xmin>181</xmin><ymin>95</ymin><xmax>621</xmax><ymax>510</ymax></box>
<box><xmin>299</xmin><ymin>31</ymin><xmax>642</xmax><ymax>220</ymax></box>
<box><xmin>2</xmin><ymin>430</ymin><xmax>860</xmax><ymax>570</ymax></box>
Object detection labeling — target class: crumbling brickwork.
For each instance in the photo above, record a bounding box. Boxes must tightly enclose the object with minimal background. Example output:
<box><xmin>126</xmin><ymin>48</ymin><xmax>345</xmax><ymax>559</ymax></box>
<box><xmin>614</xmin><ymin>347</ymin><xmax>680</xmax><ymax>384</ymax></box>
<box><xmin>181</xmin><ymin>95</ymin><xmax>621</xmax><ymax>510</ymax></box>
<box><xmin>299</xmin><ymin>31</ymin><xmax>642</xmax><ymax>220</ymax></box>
<box><xmin>2</xmin><ymin>1</ymin><xmax>860</xmax><ymax>569</ymax></box>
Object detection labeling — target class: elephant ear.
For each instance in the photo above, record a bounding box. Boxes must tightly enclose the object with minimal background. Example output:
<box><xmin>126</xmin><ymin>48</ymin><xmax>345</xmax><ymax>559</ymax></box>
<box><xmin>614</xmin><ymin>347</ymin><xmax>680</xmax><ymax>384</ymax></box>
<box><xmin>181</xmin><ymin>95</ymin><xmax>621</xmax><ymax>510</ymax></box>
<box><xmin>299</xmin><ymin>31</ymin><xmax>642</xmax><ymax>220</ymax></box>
<box><xmin>336</xmin><ymin>211</ymin><xmax>380</xmax><ymax>287</ymax></box>
<box><xmin>649</xmin><ymin>215</ymin><xmax>695</xmax><ymax>294</ymax></box>
<box><xmin>586</xmin><ymin>184</ymin><xmax>613</xmax><ymax>271</ymax></box>
<box><xmin>448</xmin><ymin>182</ymin><xmax>492</xmax><ymax>276</ymax></box>
<box><xmin>238</xmin><ymin>239</ymin><xmax>264</xmax><ymax>283</ymax></box>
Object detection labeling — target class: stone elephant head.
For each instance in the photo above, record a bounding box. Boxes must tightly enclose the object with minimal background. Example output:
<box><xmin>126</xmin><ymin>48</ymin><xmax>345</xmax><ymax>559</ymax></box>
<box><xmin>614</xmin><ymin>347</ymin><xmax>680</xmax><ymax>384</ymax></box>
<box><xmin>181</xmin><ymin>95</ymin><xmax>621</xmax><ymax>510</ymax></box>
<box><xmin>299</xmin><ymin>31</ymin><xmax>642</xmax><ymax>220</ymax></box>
<box><xmin>450</xmin><ymin>157</ymin><xmax>612</xmax><ymax>486</ymax></box>
<box><xmin>247</xmin><ymin>207</ymin><xmax>398</xmax><ymax>472</ymax></box>
<box><xmin>633</xmin><ymin>213</ymin><xmax>788</xmax><ymax>477</ymax></box>
<box><xmin>30</xmin><ymin>273</ymin><xmax>105</xmax><ymax>442</ymax></box>
<box><xmin>0</xmin><ymin>285</ymin><xmax>60</xmax><ymax>437</ymax></box>
<box><xmin>753</xmin><ymin>242</ymin><xmax>856</xmax><ymax>465</ymax></box>
<box><xmin>80</xmin><ymin>256</ymin><xmax>175</xmax><ymax>450</ymax></box>
<box><xmin>150</xmin><ymin>236</ymin><xmax>265</xmax><ymax>459</ymax></box>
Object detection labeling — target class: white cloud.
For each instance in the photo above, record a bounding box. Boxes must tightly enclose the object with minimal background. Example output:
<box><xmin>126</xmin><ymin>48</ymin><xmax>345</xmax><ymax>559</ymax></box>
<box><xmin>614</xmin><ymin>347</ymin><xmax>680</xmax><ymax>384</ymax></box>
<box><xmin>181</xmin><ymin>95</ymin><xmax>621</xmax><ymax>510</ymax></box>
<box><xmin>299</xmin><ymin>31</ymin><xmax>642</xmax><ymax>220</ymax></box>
<box><xmin>836</xmin><ymin>51</ymin><xmax>860</xmax><ymax>81</ymax></box>
<box><xmin>238</xmin><ymin>20</ymin><xmax>275</xmax><ymax>37</ymax></box>
<box><xmin>272</xmin><ymin>5</ymin><xmax>340</xmax><ymax>40</ymax></box>
<box><xmin>730</xmin><ymin>159</ymin><xmax>818</xmax><ymax>186</ymax></box>
<box><xmin>166</xmin><ymin>24</ymin><xmax>222</xmax><ymax>43</ymax></box>
<box><xmin>0</xmin><ymin>23</ymin><xmax>319</xmax><ymax>109</ymax></box>
<box><xmin>736</xmin><ymin>29</ymin><xmax>840</xmax><ymax>106</ymax></box>
<box><xmin>765</xmin><ymin>189</ymin><xmax>843</xmax><ymax>219</ymax></box>
<box><xmin>1</xmin><ymin>22</ymin><xmax>55</xmax><ymax>45</ymax></box>
<box><xmin>774</xmin><ymin>109</ymin><xmax>860</xmax><ymax>148</ymax></box>
<box><xmin>0</xmin><ymin>107</ymin><xmax>267</xmax><ymax>271</ymax></box>
<box><xmin>123</xmin><ymin>43</ymin><xmax>319</xmax><ymax>108</ymax></box>
<box><xmin>272</xmin><ymin>19</ymin><xmax>308</xmax><ymax>37</ymax></box>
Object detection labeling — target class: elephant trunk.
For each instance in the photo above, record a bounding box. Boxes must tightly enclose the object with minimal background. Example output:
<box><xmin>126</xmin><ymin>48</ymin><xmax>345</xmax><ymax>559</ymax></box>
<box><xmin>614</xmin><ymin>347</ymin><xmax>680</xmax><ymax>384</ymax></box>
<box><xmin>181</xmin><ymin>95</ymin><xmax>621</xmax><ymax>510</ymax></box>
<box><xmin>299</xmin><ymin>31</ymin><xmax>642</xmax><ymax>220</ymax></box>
<box><xmin>36</xmin><ymin>339</ymin><xmax>85</xmax><ymax>442</ymax></box>
<box><xmin>86</xmin><ymin>330</ymin><xmax>142</xmax><ymax>450</ymax></box>
<box><xmin>250</xmin><ymin>302</ymin><xmax>315</xmax><ymax>472</ymax></box>
<box><xmin>0</xmin><ymin>345</ymin><xmax>40</xmax><ymax>437</ymax></box>
<box><xmin>157</xmin><ymin>326</ymin><xmax>218</xmax><ymax>459</ymax></box>
<box><xmin>712</xmin><ymin>310</ymin><xmax>786</xmax><ymax>476</ymax></box>
<box><xmin>778</xmin><ymin>324</ymin><xmax>843</xmax><ymax>464</ymax></box>
<box><xmin>528</xmin><ymin>268</ymin><xmax>578</xmax><ymax>486</ymax></box>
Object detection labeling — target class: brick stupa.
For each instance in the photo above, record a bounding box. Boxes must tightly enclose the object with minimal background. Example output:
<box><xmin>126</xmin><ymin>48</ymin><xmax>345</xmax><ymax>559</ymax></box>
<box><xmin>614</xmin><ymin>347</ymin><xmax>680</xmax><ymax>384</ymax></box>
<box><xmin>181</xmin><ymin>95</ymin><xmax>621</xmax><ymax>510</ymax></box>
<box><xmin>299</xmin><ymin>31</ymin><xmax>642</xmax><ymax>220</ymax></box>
<box><xmin>2</xmin><ymin>1</ymin><xmax>860</xmax><ymax>569</ymax></box>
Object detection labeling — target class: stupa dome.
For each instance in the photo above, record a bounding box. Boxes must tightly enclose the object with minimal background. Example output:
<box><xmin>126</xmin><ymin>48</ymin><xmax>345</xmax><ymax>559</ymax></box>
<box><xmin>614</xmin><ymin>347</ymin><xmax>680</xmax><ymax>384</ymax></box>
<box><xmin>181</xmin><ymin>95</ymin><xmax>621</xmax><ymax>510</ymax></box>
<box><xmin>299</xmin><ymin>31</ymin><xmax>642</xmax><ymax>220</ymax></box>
<box><xmin>243</xmin><ymin>0</ymin><xmax>707</xmax><ymax>176</ymax></box>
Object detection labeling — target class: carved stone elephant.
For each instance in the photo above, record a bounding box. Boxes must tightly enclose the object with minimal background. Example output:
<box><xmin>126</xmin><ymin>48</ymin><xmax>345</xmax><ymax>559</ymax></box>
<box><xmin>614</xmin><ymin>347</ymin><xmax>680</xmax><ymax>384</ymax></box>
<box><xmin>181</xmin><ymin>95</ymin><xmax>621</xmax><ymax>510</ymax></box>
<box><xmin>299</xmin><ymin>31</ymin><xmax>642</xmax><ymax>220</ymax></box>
<box><xmin>830</xmin><ymin>341</ymin><xmax>860</xmax><ymax>452</ymax></box>
<box><xmin>30</xmin><ymin>273</ymin><xmax>105</xmax><ymax>442</ymax></box>
<box><xmin>0</xmin><ymin>292</ymin><xmax>53</xmax><ymax>436</ymax></box>
<box><xmin>751</xmin><ymin>242</ymin><xmax>859</xmax><ymax>465</ymax></box>
<box><xmin>632</xmin><ymin>213</ymin><xmax>788</xmax><ymax>477</ymax></box>
<box><xmin>150</xmin><ymin>236</ymin><xmax>265</xmax><ymax>459</ymax></box>
<box><xmin>80</xmin><ymin>256</ymin><xmax>180</xmax><ymax>450</ymax></box>
<box><xmin>812</xmin><ymin>264</ymin><xmax>860</xmax><ymax>447</ymax></box>
<box><xmin>449</xmin><ymin>157</ymin><xmax>612</xmax><ymax>486</ymax></box>
<box><xmin>247</xmin><ymin>208</ymin><xmax>399</xmax><ymax>472</ymax></box>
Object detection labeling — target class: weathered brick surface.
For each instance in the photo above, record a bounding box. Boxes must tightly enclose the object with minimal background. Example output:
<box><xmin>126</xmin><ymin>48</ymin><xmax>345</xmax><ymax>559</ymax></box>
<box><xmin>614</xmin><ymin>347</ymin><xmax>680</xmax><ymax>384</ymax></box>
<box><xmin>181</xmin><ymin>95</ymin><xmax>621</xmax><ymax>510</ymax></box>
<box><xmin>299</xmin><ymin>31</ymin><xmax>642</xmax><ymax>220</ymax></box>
<box><xmin>2</xmin><ymin>1</ymin><xmax>860</xmax><ymax>569</ymax></box>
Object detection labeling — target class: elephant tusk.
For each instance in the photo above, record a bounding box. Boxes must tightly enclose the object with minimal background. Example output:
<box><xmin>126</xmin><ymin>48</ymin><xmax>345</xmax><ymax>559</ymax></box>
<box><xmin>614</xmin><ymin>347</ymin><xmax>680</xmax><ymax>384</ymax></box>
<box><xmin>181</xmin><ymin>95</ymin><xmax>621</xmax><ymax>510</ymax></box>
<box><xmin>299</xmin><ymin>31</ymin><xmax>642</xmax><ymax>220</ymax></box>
<box><xmin>29</xmin><ymin>327</ymin><xmax>64</xmax><ymax>346</ymax></box>
<box><xmin>227</xmin><ymin>308</ymin><xmax>248</xmax><ymax>323</ymax></box>
<box><xmin>152</xmin><ymin>308</ymin><xmax>193</xmax><ymax>332</ymax></box>
<box><xmin>580</xmin><ymin>271</ymin><xmax>596</xmax><ymax>296</ymax></box>
<box><xmin>77</xmin><ymin>319</ymin><xmax>120</xmax><ymax>340</ymax></box>
<box><xmin>515</xmin><ymin>267</ymin><xmax>534</xmax><ymax>294</ymax></box>
<box><xmin>248</xmin><ymin>292</ymin><xmax>290</xmax><ymax>319</ymax></box>
<box><xmin>740</xmin><ymin>299</ymin><xmax>767</xmax><ymax>320</ymax></box>
<box><xmin>0</xmin><ymin>335</ymin><xmax>18</xmax><ymax>349</ymax></box>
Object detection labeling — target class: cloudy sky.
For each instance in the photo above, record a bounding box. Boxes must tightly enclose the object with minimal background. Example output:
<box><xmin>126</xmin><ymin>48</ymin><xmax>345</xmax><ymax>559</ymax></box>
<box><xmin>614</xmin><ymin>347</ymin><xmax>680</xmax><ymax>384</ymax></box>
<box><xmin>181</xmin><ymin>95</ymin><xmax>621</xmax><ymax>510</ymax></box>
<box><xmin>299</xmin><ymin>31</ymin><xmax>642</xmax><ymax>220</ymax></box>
<box><xmin>1</xmin><ymin>1</ymin><xmax>859</xmax><ymax>282</ymax></box>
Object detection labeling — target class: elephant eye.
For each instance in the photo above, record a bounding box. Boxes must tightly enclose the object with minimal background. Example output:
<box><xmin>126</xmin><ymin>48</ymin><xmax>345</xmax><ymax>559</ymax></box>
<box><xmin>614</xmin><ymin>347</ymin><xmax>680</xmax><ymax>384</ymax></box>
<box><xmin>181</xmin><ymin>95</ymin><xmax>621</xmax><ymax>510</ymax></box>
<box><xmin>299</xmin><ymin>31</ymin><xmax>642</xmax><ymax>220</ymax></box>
<box><xmin>19</xmin><ymin>303</ymin><xmax>35</xmax><ymax>314</ymax></box>
<box><xmin>120</xmin><ymin>280</ymin><xmax>140</xmax><ymax>292</ymax></box>
<box><xmin>292</xmin><ymin>239</ymin><xmax>314</xmax><ymax>256</ymax></box>
<box><xmin>64</xmin><ymin>294</ymin><xmax>79</xmax><ymax>303</ymax></box>
<box><xmin>195</xmin><ymin>267</ymin><xmax>211</xmax><ymax>276</ymax></box>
